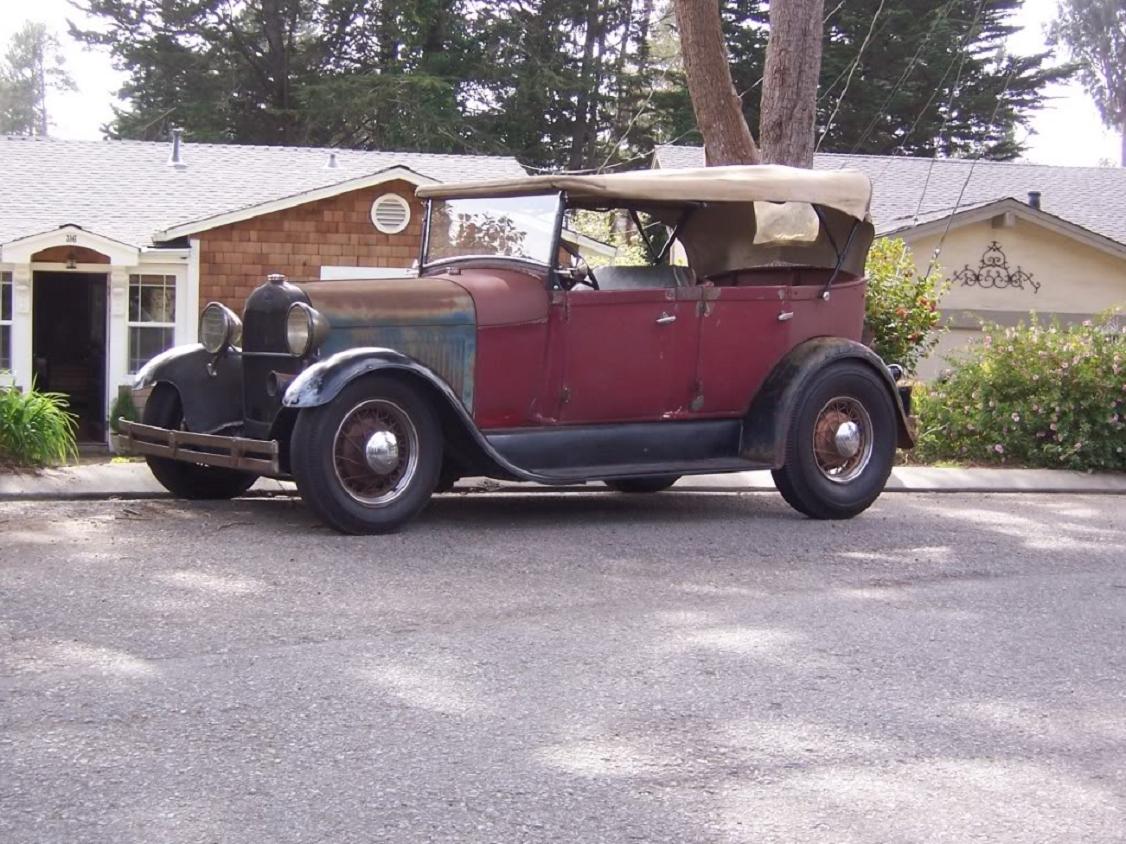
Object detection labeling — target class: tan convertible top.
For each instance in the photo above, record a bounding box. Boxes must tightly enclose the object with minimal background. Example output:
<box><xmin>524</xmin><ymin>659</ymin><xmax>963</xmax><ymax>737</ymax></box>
<box><xmin>415</xmin><ymin>164</ymin><xmax>873</xmax><ymax>221</ymax></box>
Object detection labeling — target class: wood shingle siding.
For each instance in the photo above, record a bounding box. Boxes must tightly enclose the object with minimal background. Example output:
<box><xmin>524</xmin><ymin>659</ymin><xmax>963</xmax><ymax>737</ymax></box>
<box><xmin>198</xmin><ymin>180</ymin><xmax>423</xmax><ymax>310</ymax></box>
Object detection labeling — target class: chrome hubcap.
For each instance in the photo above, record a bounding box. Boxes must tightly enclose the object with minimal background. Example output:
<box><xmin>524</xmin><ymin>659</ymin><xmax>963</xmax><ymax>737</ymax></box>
<box><xmin>834</xmin><ymin>421</ymin><xmax>861</xmax><ymax>459</ymax></box>
<box><xmin>364</xmin><ymin>430</ymin><xmax>400</xmax><ymax>474</ymax></box>
<box><xmin>332</xmin><ymin>399</ymin><xmax>419</xmax><ymax>506</ymax></box>
<box><xmin>812</xmin><ymin>397</ymin><xmax>873</xmax><ymax>484</ymax></box>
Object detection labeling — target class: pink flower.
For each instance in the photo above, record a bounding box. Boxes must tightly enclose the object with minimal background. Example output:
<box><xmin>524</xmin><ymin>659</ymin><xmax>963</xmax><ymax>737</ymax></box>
<box><xmin>1050</xmin><ymin>423</ymin><xmax>1057</xmax><ymax>431</ymax></box>
<box><xmin>993</xmin><ymin>444</ymin><xmax>1005</xmax><ymax>454</ymax></box>
<box><xmin>1011</xmin><ymin>412</ymin><xmax>1020</xmax><ymax>422</ymax></box>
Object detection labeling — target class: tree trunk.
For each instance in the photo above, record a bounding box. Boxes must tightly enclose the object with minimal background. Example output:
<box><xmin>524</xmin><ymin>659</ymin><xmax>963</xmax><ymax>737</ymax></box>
<box><xmin>1121</xmin><ymin>123</ymin><xmax>1125</xmax><ymax>167</ymax></box>
<box><xmin>673</xmin><ymin>0</ymin><xmax>760</xmax><ymax>165</ymax></box>
<box><xmin>759</xmin><ymin>0</ymin><xmax>824</xmax><ymax>168</ymax></box>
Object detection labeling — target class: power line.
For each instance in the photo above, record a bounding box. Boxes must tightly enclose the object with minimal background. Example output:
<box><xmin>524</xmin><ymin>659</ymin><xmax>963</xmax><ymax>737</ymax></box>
<box><xmin>817</xmin><ymin>0</ymin><xmax>887</xmax><ymax>152</ymax></box>
<box><xmin>912</xmin><ymin>0</ymin><xmax>988</xmax><ymax>226</ymax></box>
<box><xmin>923</xmin><ymin>64</ymin><xmax>1019</xmax><ymax>281</ymax></box>
<box><xmin>848</xmin><ymin>0</ymin><xmax>960</xmax><ymax>154</ymax></box>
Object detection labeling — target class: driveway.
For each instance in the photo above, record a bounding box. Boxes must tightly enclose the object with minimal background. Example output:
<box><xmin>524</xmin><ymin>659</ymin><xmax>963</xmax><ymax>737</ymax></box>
<box><xmin>2</xmin><ymin>491</ymin><xmax>1124</xmax><ymax>842</ymax></box>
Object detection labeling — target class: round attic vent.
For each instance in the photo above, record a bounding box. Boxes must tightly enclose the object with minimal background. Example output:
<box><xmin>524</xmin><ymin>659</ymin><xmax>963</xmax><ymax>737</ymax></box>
<box><xmin>370</xmin><ymin>194</ymin><xmax>411</xmax><ymax>235</ymax></box>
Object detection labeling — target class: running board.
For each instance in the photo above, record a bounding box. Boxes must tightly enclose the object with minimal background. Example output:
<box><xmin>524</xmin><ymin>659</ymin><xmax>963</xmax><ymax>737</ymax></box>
<box><xmin>483</xmin><ymin>419</ymin><xmax>756</xmax><ymax>481</ymax></box>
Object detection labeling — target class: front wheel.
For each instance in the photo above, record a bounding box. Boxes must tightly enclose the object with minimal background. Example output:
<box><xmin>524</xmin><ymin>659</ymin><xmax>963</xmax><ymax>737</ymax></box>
<box><xmin>771</xmin><ymin>361</ymin><xmax>896</xmax><ymax>519</ymax></box>
<box><xmin>142</xmin><ymin>384</ymin><xmax>258</xmax><ymax>500</ymax></box>
<box><xmin>289</xmin><ymin>375</ymin><xmax>442</xmax><ymax>534</ymax></box>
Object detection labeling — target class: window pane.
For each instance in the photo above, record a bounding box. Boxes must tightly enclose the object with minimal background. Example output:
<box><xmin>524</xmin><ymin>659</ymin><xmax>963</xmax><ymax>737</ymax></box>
<box><xmin>0</xmin><ymin>325</ymin><xmax>9</xmax><ymax>371</ymax></box>
<box><xmin>140</xmin><ymin>283</ymin><xmax>175</xmax><ymax>323</ymax></box>
<box><xmin>129</xmin><ymin>325</ymin><xmax>175</xmax><ymax>372</ymax></box>
<box><xmin>128</xmin><ymin>274</ymin><xmax>176</xmax><ymax>324</ymax></box>
<box><xmin>1</xmin><ymin>280</ymin><xmax>10</xmax><ymax>322</ymax></box>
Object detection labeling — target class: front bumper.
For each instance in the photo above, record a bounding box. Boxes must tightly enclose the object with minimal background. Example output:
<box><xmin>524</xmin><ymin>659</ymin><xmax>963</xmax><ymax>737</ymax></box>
<box><xmin>114</xmin><ymin>420</ymin><xmax>280</xmax><ymax>475</ymax></box>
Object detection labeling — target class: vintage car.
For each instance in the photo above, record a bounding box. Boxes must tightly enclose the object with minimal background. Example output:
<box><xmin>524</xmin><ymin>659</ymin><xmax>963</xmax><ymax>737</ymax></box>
<box><xmin>115</xmin><ymin>166</ymin><xmax>916</xmax><ymax>534</ymax></box>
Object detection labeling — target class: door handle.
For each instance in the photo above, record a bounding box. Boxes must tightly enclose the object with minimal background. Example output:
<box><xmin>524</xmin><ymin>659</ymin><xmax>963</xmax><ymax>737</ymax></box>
<box><xmin>777</xmin><ymin>310</ymin><xmax>794</xmax><ymax>322</ymax></box>
<box><xmin>656</xmin><ymin>312</ymin><xmax>677</xmax><ymax>325</ymax></box>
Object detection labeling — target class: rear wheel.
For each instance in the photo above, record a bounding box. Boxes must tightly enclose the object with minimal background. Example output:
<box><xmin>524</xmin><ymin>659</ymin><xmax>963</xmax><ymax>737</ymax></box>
<box><xmin>142</xmin><ymin>384</ymin><xmax>258</xmax><ymax>500</ymax></box>
<box><xmin>289</xmin><ymin>375</ymin><xmax>442</xmax><ymax>534</ymax></box>
<box><xmin>603</xmin><ymin>475</ymin><xmax>680</xmax><ymax>494</ymax></box>
<box><xmin>771</xmin><ymin>361</ymin><xmax>895</xmax><ymax>519</ymax></box>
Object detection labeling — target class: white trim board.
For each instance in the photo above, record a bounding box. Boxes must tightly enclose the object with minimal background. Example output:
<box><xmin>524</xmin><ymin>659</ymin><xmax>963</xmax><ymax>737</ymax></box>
<box><xmin>154</xmin><ymin>165</ymin><xmax>438</xmax><ymax>242</ymax></box>
<box><xmin>319</xmin><ymin>266</ymin><xmax>415</xmax><ymax>280</ymax></box>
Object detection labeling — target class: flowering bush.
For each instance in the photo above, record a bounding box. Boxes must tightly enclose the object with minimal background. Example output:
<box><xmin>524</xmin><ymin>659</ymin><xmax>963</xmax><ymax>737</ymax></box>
<box><xmin>913</xmin><ymin>313</ymin><xmax>1125</xmax><ymax>471</ymax></box>
<box><xmin>864</xmin><ymin>238</ymin><xmax>947</xmax><ymax>377</ymax></box>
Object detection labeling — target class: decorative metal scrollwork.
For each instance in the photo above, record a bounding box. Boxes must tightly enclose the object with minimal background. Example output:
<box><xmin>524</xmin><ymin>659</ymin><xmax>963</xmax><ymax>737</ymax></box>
<box><xmin>953</xmin><ymin>241</ymin><xmax>1040</xmax><ymax>293</ymax></box>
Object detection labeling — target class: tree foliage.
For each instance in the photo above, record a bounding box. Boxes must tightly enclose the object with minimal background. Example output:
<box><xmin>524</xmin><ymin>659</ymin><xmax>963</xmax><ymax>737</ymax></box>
<box><xmin>73</xmin><ymin>0</ymin><xmax>1068</xmax><ymax>167</ymax></box>
<box><xmin>0</xmin><ymin>21</ymin><xmax>75</xmax><ymax>136</ymax></box>
<box><xmin>1050</xmin><ymin>0</ymin><xmax>1126</xmax><ymax>163</ymax></box>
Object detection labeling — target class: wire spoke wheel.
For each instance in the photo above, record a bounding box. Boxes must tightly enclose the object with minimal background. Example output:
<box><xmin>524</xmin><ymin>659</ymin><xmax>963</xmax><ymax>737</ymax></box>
<box><xmin>332</xmin><ymin>399</ymin><xmax>420</xmax><ymax>506</ymax></box>
<box><xmin>811</xmin><ymin>396</ymin><xmax>874</xmax><ymax>484</ymax></box>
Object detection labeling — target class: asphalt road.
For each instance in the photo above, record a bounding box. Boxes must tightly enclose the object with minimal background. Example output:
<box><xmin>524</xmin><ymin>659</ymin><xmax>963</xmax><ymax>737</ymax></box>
<box><xmin>2</xmin><ymin>490</ymin><xmax>1125</xmax><ymax>843</ymax></box>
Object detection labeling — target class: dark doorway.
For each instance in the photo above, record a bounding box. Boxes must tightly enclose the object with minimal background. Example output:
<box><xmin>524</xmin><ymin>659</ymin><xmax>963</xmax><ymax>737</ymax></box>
<box><xmin>33</xmin><ymin>272</ymin><xmax>108</xmax><ymax>442</ymax></box>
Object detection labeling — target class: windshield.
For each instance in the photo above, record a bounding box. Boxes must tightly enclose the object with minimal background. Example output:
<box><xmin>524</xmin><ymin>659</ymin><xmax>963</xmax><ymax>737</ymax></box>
<box><xmin>424</xmin><ymin>194</ymin><xmax>560</xmax><ymax>266</ymax></box>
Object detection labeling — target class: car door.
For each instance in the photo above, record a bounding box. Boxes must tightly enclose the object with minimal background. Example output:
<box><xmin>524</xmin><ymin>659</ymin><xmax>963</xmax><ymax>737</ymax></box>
<box><xmin>693</xmin><ymin>275</ymin><xmax>793</xmax><ymax>416</ymax></box>
<box><xmin>556</xmin><ymin>285</ymin><xmax>699</xmax><ymax>423</ymax></box>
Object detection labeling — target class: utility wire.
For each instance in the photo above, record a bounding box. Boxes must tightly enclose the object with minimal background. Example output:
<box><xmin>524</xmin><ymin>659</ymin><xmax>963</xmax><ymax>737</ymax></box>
<box><xmin>817</xmin><ymin>0</ymin><xmax>887</xmax><ymax>152</ymax></box>
<box><xmin>923</xmin><ymin>64</ymin><xmax>1019</xmax><ymax>281</ymax></box>
<box><xmin>912</xmin><ymin>0</ymin><xmax>988</xmax><ymax>225</ymax></box>
<box><xmin>848</xmin><ymin>0</ymin><xmax>960</xmax><ymax>154</ymax></box>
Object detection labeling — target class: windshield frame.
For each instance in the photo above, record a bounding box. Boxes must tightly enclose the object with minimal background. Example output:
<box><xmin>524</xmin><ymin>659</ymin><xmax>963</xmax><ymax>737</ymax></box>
<box><xmin>419</xmin><ymin>192</ymin><xmax>565</xmax><ymax>274</ymax></box>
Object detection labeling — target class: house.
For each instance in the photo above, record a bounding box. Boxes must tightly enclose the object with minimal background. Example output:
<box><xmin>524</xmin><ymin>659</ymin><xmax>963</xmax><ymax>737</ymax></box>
<box><xmin>0</xmin><ymin>134</ymin><xmax>525</xmax><ymax>442</ymax></box>
<box><xmin>654</xmin><ymin>145</ymin><xmax>1126</xmax><ymax>379</ymax></box>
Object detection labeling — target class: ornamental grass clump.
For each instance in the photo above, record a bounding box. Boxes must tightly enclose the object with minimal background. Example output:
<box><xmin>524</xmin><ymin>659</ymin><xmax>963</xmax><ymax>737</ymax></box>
<box><xmin>0</xmin><ymin>386</ymin><xmax>78</xmax><ymax>468</ymax></box>
<box><xmin>914</xmin><ymin>313</ymin><xmax>1125</xmax><ymax>471</ymax></box>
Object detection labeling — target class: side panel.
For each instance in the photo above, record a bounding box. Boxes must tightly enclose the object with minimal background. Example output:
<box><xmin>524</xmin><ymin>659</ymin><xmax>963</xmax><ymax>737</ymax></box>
<box><xmin>558</xmin><ymin>287</ymin><xmax>699</xmax><ymax>423</ymax></box>
<box><xmin>474</xmin><ymin>322</ymin><xmax>552</xmax><ymax>428</ymax></box>
<box><xmin>453</xmin><ymin>268</ymin><xmax>554</xmax><ymax>430</ymax></box>
<box><xmin>789</xmin><ymin>275</ymin><xmax>867</xmax><ymax>345</ymax></box>
<box><xmin>695</xmin><ymin>282</ymin><xmax>792</xmax><ymax>416</ymax></box>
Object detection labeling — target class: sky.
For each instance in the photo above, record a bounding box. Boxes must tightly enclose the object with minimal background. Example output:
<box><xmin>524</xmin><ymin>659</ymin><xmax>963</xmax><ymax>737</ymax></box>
<box><xmin>0</xmin><ymin>0</ymin><xmax>1121</xmax><ymax>167</ymax></box>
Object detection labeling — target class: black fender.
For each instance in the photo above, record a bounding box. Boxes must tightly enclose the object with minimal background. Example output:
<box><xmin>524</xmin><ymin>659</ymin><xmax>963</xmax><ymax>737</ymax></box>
<box><xmin>133</xmin><ymin>343</ymin><xmax>244</xmax><ymax>434</ymax></box>
<box><xmin>741</xmin><ymin>337</ymin><xmax>917</xmax><ymax>469</ymax></box>
<box><xmin>280</xmin><ymin>348</ymin><xmax>562</xmax><ymax>484</ymax></box>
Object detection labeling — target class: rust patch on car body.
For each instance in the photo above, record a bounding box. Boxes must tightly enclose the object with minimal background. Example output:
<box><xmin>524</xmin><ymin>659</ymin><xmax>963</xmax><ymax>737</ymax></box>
<box><xmin>302</xmin><ymin>277</ymin><xmax>477</xmax><ymax>409</ymax></box>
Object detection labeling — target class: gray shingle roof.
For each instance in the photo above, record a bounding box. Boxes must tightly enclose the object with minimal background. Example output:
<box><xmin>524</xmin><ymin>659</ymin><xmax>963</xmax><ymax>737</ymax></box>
<box><xmin>0</xmin><ymin>135</ymin><xmax>527</xmax><ymax>248</ymax></box>
<box><xmin>654</xmin><ymin>144</ymin><xmax>1126</xmax><ymax>245</ymax></box>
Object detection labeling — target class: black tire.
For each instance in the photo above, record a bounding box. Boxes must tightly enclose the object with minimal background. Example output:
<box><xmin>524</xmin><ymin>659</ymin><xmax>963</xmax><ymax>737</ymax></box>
<box><xmin>289</xmin><ymin>375</ymin><xmax>442</xmax><ymax>534</ymax></box>
<box><xmin>603</xmin><ymin>475</ymin><xmax>680</xmax><ymax>494</ymax></box>
<box><xmin>771</xmin><ymin>361</ymin><xmax>896</xmax><ymax>519</ymax></box>
<box><xmin>142</xmin><ymin>384</ymin><xmax>258</xmax><ymax>500</ymax></box>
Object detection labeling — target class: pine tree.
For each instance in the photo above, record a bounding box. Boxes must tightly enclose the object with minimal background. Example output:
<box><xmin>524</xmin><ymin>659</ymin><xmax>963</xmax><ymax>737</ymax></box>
<box><xmin>0</xmin><ymin>21</ymin><xmax>75</xmax><ymax>136</ymax></box>
<box><xmin>1050</xmin><ymin>0</ymin><xmax>1126</xmax><ymax>165</ymax></box>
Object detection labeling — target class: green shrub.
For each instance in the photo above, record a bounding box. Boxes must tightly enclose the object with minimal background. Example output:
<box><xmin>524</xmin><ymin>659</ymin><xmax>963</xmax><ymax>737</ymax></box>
<box><xmin>109</xmin><ymin>390</ymin><xmax>139</xmax><ymax>434</ymax></box>
<box><xmin>0</xmin><ymin>385</ymin><xmax>78</xmax><ymax>468</ymax></box>
<box><xmin>865</xmin><ymin>238</ymin><xmax>948</xmax><ymax>377</ymax></box>
<box><xmin>914</xmin><ymin>313</ymin><xmax>1125</xmax><ymax>471</ymax></box>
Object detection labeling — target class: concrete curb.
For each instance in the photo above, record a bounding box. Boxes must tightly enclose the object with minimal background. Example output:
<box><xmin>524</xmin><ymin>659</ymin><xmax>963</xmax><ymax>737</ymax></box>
<box><xmin>2</xmin><ymin>462</ymin><xmax>1124</xmax><ymax>501</ymax></box>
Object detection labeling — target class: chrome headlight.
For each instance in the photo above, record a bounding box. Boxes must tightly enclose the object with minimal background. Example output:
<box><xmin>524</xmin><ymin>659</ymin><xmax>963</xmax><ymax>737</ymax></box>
<box><xmin>286</xmin><ymin>302</ymin><xmax>330</xmax><ymax>357</ymax></box>
<box><xmin>199</xmin><ymin>303</ymin><xmax>242</xmax><ymax>354</ymax></box>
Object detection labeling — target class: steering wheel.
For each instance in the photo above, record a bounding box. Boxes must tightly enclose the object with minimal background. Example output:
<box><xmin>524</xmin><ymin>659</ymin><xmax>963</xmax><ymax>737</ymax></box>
<box><xmin>558</xmin><ymin>240</ymin><xmax>600</xmax><ymax>290</ymax></box>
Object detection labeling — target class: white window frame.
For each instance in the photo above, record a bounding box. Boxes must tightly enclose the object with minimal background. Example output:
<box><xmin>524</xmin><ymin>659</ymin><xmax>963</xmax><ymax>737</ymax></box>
<box><xmin>0</xmin><ymin>271</ymin><xmax>12</xmax><ymax>373</ymax></box>
<box><xmin>127</xmin><ymin>273</ymin><xmax>177</xmax><ymax>373</ymax></box>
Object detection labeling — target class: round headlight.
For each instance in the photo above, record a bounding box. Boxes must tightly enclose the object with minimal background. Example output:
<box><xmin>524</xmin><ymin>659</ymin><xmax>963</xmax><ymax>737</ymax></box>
<box><xmin>286</xmin><ymin>302</ymin><xmax>329</xmax><ymax>357</ymax></box>
<box><xmin>199</xmin><ymin>303</ymin><xmax>241</xmax><ymax>354</ymax></box>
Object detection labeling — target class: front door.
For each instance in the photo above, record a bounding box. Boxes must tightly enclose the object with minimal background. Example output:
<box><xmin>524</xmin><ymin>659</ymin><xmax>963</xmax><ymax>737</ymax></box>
<box><xmin>557</xmin><ymin>287</ymin><xmax>699</xmax><ymax>423</ymax></box>
<box><xmin>32</xmin><ymin>272</ymin><xmax>108</xmax><ymax>442</ymax></box>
